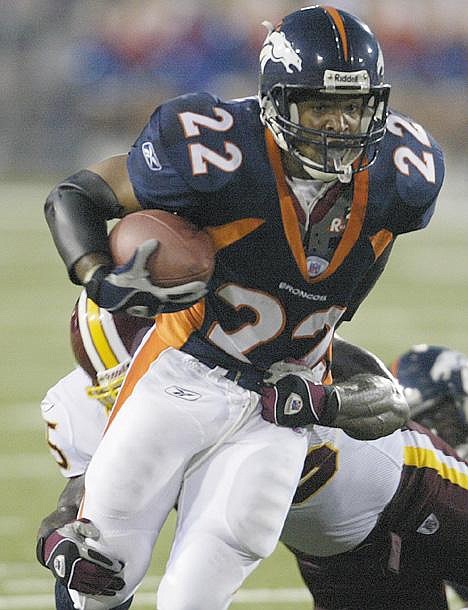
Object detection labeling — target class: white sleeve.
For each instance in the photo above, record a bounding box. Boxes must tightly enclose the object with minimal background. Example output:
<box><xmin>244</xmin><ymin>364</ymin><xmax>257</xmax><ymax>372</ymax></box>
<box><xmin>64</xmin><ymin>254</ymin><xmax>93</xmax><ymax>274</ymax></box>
<box><xmin>40</xmin><ymin>368</ymin><xmax>108</xmax><ymax>478</ymax></box>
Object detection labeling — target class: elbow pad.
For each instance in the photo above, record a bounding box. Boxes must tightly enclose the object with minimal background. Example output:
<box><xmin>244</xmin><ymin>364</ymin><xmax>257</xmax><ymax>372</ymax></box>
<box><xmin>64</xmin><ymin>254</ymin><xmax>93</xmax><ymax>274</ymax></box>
<box><xmin>44</xmin><ymin>169</ymin><xmax>124</xmax><ymax>283</ymax></box>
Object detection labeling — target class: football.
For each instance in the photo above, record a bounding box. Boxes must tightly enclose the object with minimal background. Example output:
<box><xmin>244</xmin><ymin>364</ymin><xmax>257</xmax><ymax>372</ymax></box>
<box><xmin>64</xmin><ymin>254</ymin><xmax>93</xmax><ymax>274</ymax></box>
<box><xmin>109</xmin><ymin>209</ymin><xmax>215</xmax><ymax>287</ymax></box>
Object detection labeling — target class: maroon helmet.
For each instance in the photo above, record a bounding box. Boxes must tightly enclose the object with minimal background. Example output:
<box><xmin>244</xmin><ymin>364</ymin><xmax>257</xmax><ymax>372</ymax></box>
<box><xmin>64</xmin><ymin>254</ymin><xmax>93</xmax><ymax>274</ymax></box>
<box><xmin>70</xmin><ymin>290</ymin><xmax>152</xmax><ymax>410</ymax></box>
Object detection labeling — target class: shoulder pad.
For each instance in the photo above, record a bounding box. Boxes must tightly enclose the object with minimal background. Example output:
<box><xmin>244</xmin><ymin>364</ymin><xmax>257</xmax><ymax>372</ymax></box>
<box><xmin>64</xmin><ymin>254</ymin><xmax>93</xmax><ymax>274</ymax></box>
<box><xmin>158</xmin><ymin>92</ymin><xmax>248</xmax><ymax>192</ymax></box>
<box><xmin>384</xmin><ymin>110</ymin><xmax>445</xmax><ymax>207</ymax></box>
<box><xmin>370</xmin><ymin>111</ymin><xmax>445</xmax><ymax>234</ymax></box>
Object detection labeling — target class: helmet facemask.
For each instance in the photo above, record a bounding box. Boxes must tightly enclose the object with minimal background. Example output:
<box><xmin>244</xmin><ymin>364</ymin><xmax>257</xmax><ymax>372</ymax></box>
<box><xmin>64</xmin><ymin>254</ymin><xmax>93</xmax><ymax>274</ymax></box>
<box><xmin>261</xmin><ymin>84</ymin><xmax>389</xmax><ymax>183</ymax></box>
<box><xmin>86</xmin><ymin>359</ymin><xmax>130</xmax><ymax>412</ymax></box>
<box><xmin>258</xmin><ymin>8</ymin><xmax>391</xmax><ymax>183</ymax></box>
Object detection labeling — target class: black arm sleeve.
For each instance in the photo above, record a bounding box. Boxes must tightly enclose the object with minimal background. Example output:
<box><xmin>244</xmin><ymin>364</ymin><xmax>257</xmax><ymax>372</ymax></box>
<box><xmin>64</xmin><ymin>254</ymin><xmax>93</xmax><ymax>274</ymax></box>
<box><xmin>44</xmin><ymin>169</ymin><xmax>124</xmax><ymax>283</ymax></box>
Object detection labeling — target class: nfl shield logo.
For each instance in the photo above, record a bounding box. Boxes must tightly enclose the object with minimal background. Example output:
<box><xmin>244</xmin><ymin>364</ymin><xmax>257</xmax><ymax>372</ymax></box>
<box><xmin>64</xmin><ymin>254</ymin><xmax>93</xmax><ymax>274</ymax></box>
<box><xmin>307</xmin><ymin>256</ymin><xmax>329</xmax><ymax>277</ymax></box>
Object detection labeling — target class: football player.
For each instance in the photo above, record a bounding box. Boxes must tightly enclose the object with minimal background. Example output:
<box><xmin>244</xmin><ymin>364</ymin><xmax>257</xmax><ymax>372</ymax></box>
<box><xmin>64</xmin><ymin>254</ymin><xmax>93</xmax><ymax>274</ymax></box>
<box><xmin>38</xmin><ymin>292</ymin><xmax>151</xmax><ymax>610</ymax></box>
<box><xmin>41</xmin><ymin>6</ymin><xmax>444</xmax><ymax>609</ymax></box>
<box><xmin>284</xmin><ymin>338</ymin><xmax>468</xmax><ymax>610</ymax></box>
<box><xmin>38</xmin><ymin>304</ymin><xmax>468</xmax><ymax>610</ymax></box>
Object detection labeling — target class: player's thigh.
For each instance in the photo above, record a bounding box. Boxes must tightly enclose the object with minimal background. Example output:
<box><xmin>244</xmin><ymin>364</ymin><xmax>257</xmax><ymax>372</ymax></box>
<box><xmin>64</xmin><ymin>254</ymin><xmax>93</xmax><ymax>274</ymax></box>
<box><xmin>177</xmin><ymin>413</ymin><xmax>309</xmax><ymax>557</ymax></box>
<box><xmin>83</xmin><ymin>348</ymin><xmax>244</xmax><ymax>516</ymax></box>
<box><xmin>157</xmin><ymin>417</ymin><xmax>308</xmax><ymax>609</ymax></box>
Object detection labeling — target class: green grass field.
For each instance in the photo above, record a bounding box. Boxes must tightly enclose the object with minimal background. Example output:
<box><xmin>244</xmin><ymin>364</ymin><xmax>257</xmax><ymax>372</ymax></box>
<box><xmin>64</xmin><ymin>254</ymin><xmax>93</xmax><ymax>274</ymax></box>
<box><xmin>1</xmin><ymin>171</ymin><xmax>466</xmax><ymax>609</ymax></box>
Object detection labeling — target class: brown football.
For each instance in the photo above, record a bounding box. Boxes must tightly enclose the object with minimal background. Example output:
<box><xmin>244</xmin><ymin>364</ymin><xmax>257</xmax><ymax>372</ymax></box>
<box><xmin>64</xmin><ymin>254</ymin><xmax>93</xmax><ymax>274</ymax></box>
<box><xmin>109</xmin><ymin>210</ymin><xmax>215</xmax><ymax>288</ymax></box>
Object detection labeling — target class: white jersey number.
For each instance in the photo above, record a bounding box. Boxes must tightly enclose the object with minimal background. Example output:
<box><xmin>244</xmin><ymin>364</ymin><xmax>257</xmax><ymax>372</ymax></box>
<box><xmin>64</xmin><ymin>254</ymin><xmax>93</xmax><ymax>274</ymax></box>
<box><xmin>387</xmin><ymin>115</ymin><xmax>435</xmax><ymax>183</ymax></box>
<box><xmin>207</xmin><ymin>284</ymin><xmax>344</xmax><ymax>368</ymax></box>
<box><xmin>178</xmin><ymin>108</ymin><xmax>242</xmax><ymax>175</ymax></box>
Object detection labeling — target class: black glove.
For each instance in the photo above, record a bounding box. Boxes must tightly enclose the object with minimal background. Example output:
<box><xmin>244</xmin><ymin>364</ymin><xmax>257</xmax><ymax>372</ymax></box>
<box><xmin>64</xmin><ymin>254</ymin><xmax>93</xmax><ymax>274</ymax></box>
<box><xmin>37</xmin><ymin>518</ymin><xmax>125</xmax><ymax>597</ymax></box>
<box><xmin>86</xmin><ymin>239</ymin><xmax>208</xmax><ymax>318</ymax></box>
<box><xmin>261</xmin><ymin>372</ymin><xmax>340</xmax><ymax>428</ymax></box>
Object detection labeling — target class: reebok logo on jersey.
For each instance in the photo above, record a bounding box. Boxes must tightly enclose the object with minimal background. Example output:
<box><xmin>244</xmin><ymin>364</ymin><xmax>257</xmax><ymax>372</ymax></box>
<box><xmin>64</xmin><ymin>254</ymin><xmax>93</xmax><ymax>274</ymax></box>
<box><xmin>165</xmin><ymin>386</ymin><xmax>201</xmax><ymax>401</ymax></box>
<box><xmin>416</xmin><ymin>512</ymin><xmax>439</xmax><ymax>535</ymax></box>
<box><xmin>142</xmin><ymin>141</ymin><xmax>162</xmax><ymax>171</ymax></box>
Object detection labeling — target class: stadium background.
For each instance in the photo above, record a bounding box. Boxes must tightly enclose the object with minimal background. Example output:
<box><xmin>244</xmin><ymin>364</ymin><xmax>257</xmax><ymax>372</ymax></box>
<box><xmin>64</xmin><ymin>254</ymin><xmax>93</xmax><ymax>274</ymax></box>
<box><xmin>1</xmin><ymin>0</ymin><xmax>466</xmax><ymax>608</ymax></box>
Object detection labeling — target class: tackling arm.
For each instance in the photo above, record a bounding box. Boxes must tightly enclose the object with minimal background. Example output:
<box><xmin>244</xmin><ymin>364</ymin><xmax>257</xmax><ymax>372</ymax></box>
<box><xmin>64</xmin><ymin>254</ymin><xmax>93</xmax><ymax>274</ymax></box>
<box><xmin>331</xmin><ymin>334</ymin><xmax>394</xmax><ymax>382</ymax></box>
<box><xmin>36</xmin><ymin>474</ymin><xmax>85</xmax><ymax>546</ymax></box>
<box><xmin>329</xmin><ymin>336</ymin><xmax>408</xmax><ymax>439</ymax></box>
<box><xmin>262</xmin><ymin>336</ymin><xmax>409</xmax><ymax>439</ymax></box>
<box><xmin>36</xmin><ymin>475</ymin><xmax>126</xmax><ymax>597</ymax></box>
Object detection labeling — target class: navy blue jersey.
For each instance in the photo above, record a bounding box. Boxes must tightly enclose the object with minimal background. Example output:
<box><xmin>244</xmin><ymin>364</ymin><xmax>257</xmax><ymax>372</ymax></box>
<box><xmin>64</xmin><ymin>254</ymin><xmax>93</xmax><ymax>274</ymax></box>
<box><xmin>127</xmin><ymin>93</ymin><xmax>444</xmax><ymax>381</ymax></box>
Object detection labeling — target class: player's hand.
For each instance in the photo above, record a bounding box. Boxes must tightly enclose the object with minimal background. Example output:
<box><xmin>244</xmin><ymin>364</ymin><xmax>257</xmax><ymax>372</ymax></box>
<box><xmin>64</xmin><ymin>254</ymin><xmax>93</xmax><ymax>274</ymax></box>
<box><xmin>261</xmin><ymin>363</ymin><xmax>340</xmax><ymax>428</ymax></box>
<box><xmin>85</xmin><ymin>239</ymin><xmax>208</xmax><ymax>317</ymax></box>
<box><xmin>37</xmin><ymin>518</ymin><xmax>125</xmax><ymax>597</ymax></box>
<box><xmin>261</xmin><ymin>364</ymin><xmax>409</xmax><ymax>439</ymax></box>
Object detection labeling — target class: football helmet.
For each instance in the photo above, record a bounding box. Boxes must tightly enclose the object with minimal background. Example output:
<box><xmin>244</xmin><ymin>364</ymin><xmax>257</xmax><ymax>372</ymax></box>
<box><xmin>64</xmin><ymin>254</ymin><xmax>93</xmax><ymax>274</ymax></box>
<box><xmin>391</xmin><ymin>345</ymin><xmax>468</xmax><ymax>450</ymax></box>
<box><xmin>70</xmin><ymin>290</ymin><xmax>152</xmax><ymax>410</ymax></box>
<box><xmin>259</xmin><ymin>6</ymin><xmax>390</xmax><ymax>182</ymax></box>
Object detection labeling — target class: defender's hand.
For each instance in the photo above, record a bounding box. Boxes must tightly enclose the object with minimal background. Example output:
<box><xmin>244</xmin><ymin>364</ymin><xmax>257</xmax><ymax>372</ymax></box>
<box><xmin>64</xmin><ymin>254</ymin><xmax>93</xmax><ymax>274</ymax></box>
<box><xmin>85</xmin><ymin>239</ymin><xmax>208</xmax><ymax>317</ymax></box>
<box><xmin>331</xmin><ymin>374</ymin><xmax>409</xmax><ymax>440</ymax></box>
<box><xmin>261</xmin><ymin>373</ymin><xmax>340</xmax><ymax>428</ymax></box>
<box><xmin>37</xmin><ymin>519</ymin><xmax>125</xmax><ymax>597</ymax></box>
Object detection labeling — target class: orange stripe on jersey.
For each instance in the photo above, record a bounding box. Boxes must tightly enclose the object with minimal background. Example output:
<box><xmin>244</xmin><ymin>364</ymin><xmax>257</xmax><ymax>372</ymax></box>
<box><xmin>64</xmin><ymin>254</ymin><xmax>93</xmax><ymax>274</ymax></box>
<box><xmin>266</xmin><ymin>129</ymin><xmax>308</xmax><ymax>278</ymax></box>
<box><xmin>312</xmin><ymin>168</ymin><xmax>368</xmax><ymax>283</ymax></box>
<box><xmin>370</xmin><ymin>229</ymin><xmax>393</xmax><ymax>259</ymax></box>
<box><xmin>79</xmin><ymin>302</ymin><xmax>206</xmax><ymax>519</ymax></box>
<box><xmin>323</xmin><ymin>7</ymin><xmax>349</xmax><ymax>61</ymax></box>
<box><xmin>206</xmin><ymin>218</ymin><xmax>265</xmax><ymax>252</ymax></box>
<box><xmin>266</xmin><ymin>129</ymin><xmax>369</xmax><ymax>284</ymax></box>
<box><xmin>323</xmin><ymin>340</ymin><xmax>334</xmax><ymax>385</ymax></box>
<box><xmin>105</xmin><ymin>300</ymin><xmax>206</xmax><ymax>431</ymax></box>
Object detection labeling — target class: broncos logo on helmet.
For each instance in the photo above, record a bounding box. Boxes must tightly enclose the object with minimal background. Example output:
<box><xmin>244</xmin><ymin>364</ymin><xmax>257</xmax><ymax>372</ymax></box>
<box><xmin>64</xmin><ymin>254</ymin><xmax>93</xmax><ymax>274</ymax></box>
<box><xmin>259</xmin><ymin>22</ymin><xmax>303</xmax><ymax>75</ymax></box>
<box><xmin>70</xmin><ymin>290</ymin><xmax>152</xmax><ymax>411</ymax></box>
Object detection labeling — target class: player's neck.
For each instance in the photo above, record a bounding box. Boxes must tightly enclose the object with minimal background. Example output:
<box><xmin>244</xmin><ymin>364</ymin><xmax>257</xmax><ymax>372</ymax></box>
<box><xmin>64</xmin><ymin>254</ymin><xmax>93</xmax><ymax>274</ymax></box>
<box><xmin>281</xmin><ymin>150</ymin><xmax>313</xmax><ymax>180</ymax></box>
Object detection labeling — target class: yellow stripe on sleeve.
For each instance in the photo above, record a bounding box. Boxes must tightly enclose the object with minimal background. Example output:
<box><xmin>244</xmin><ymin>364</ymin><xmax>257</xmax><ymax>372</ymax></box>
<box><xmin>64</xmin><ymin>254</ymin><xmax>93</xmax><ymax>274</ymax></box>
<box><xmin>404</xmin><ymin>446</ymin><xmax>468</xmax><ymax>489</ymax></box>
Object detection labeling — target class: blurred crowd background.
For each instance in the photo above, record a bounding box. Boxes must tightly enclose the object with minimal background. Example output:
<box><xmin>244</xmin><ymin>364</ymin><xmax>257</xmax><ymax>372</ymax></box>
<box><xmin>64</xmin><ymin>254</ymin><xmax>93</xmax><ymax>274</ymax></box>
<box><xmin>2</xmin><ymin>0</ymin><xmax>467</xmax><ymax>175</ymax></box>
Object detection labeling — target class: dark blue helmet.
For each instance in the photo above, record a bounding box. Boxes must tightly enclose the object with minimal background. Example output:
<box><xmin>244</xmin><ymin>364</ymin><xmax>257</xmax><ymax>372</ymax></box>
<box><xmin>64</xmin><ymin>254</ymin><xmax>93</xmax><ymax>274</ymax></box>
<box><xmin>391</xmin><ymin>345</ymin><xmax>468</xmax><ymax>450</ymax></box>
<box><xmin>259</xmin><ymin>6</ymin><xmax>390</xmax><ymax>182</ymax></box>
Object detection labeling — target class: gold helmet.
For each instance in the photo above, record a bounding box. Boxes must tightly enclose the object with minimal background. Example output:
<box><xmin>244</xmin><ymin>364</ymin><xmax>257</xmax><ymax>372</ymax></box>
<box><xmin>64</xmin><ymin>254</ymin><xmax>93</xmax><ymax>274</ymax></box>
<box><xmin>70</xmin><ymin>290</ymin><xmax>152</xmax><ymax>411</ymax></box>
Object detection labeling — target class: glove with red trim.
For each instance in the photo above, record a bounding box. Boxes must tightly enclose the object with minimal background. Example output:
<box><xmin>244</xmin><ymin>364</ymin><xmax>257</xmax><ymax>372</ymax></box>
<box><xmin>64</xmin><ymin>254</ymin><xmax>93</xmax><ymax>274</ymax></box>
<box><xmin>37</xmin><ymin>518</ymin><xmax>125</xmax><ymax>597</ymax></box>
<box><xmin>261</xmin><ymin>372</ymin><xmax>340</xmax><ymax>428</ymax></box>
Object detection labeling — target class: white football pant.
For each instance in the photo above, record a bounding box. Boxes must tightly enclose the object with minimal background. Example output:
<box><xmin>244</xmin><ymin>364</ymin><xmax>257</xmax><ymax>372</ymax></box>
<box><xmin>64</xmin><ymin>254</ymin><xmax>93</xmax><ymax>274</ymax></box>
<box><xmin>75</xmin><ymin>348</ymin><xmax>308</xmax><ymax>609</ymax></box>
